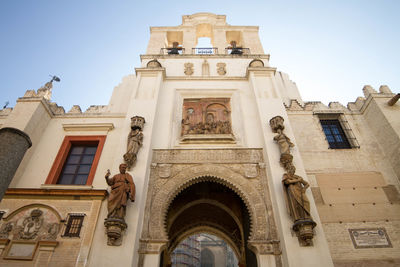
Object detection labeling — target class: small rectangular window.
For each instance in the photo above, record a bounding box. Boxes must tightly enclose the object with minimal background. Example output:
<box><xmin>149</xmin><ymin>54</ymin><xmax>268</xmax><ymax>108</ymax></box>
<box><xmin>0</xmin><ymin>211</ymin><xmax>5</xmax><ymax>220</ymax></box>
<box><xmin>63</xmin><ymin>214</ymin><xmax>85</xmax><ymax>237</ymax></box>
<box><xmin>320</xmin><ymin>120</ymin><xmax>351</xmax><ymax>149</ymax></box>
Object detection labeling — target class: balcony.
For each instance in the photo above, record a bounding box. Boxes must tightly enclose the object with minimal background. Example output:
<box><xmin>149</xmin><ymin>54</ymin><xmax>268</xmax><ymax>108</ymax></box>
<box><xmin>160</xmin><ymin>47</ymin><xmax>185</xmax><ymax>55</ymax></box>
<box><xmin>159</xmin><ymin>47</ymin><xmax>251</xmax><ymax>55</ymax></box>
<box><xmin>192</xmin><ymin>47</ymin><xmax>218</xmax><ymax>54</ymax></box>
<box><xmin>225</xmin><ymin>47</ymin><xmax>250</xmax><ymax>55</ymax></box>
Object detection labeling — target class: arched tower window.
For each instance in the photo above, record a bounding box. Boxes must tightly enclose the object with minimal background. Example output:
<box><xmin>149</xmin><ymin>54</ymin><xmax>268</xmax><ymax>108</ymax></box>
<box><xmin>201</xmin><ymin>248</ymin><xmax>215</xmax><ymax>267</ymax></box>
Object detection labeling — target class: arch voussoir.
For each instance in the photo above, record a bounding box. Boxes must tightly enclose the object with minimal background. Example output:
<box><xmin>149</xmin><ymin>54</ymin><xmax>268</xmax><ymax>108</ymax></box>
<box><xmin>148</xmin><ymin>164</ymin><xmax>269</xmax><ymax>241</ymax></box>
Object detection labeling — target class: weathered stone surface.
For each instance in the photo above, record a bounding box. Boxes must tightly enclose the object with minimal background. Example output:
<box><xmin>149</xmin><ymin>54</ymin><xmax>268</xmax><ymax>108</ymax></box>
<box><xmin>0</xmin><ymin>128</ymin><xmax>31</xmax><ymax>200</ymax></box>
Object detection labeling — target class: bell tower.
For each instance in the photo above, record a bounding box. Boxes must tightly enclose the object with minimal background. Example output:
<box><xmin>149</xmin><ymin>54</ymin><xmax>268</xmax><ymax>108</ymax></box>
<box><xmin>146</xmin><ymin>13</ymin><xmax>264</xmax><ymax>55</ymax></box>
<box><xmin>131</xmin><ymin>13</ymin><xmax>333</xmax><ymax>267</ymax></box>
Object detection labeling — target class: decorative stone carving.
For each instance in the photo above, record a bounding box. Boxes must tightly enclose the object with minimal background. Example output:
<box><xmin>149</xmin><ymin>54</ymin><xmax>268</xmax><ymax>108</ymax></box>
<box><xmin>269</xmin><ymin>116</ymin><xmax>316</xmax><ymax>246</ymax></box>
<box><xmin>0</xmin><ymin>222</ymin><xmax>14</xmax><ymax>239</ymax></box>
<box><xmin>138</xmin><ymin>239</ymin><xmax>167</xmax><ymax>254</ymax></box>
<box><xmin>140</xmin><ymin>149</ymin><xmax>279</xmax><ymax>250</ymax></box>
<box><xmin>43</xmin><ymin>223</ymin><xmax>60</xmax><ymax>240</ymax></box>
<box><xmin>249</xmin><ymin>59</ymin><xmax>264</xmax><ymax>68</ymax></box>
<box><xmin>248</xmin><ymin>240</ymin><xmax>280</xmax><ymax>255</ymax></box>
<box><xmin>146</xmin><ymin>59</ymin><xmax>162</xmax><ymax>68</ymax></box>
<box><xmin>217</xmin><ymin>62</ymin><xmax>226</xmax><ymax>75</ymax></box>
<box><xmin>184</xmin><ymin>62</ymin><xmax>194</xmax><ymax>75</ymax></box>
<box><xmin>158</xmin><ymin>164</ymin><xmax>172</xmax><ymax>178</ymax></box>
<box><xmin>270</xmin><ymin>116</ymin><xmax>294</xmax><ymax>167</ymax></box>
<box><xmin>0</xmin><ymin>206</ymin><xmax>61</xmax><ymax>242</ymax></box>
<box><xmin>153</xmin><ymin>149</ymin><xmax>263</xmax><ymax>164</ymax></box>
<box><xmin>36</xmin><ymin>76</ymin><xmax>60</xmax><ymax>100</ymax></box>
<box><xmin>181</xmin><ymin>98</ymin><xmax>232</xmax><ymax>136</ymax></box>
<box><xmin>269</xmin><ymin>115</ymin><xmax>285</xmax><ymax>133</ymax></box>
<box><xmin>17</xmin><ymin>209</ymin><xmax>43</xmax><ymax>240</ymax></box>
<box><xmin>104</xmin><ymin>218</ymin><xmax>127</xmax><ymax>246</ymax></box>
<box><xmin>123</xmin><ymin>116</ymin><xmax>145</xmax><ymax>169</ymax></box>
<box><xmin>202</xmin><ymin>59</ymin><xmax>209</xmax><ymax>76</ymax></box>
<box><xmin>104</xmin><ymin>164</ymin><xmax>135</xmax><ymax>246</ymax></box>
<box><xmin>244</xmin><ymin>164</ymin><xmax>258</xmax><ymax>178</ymax></box>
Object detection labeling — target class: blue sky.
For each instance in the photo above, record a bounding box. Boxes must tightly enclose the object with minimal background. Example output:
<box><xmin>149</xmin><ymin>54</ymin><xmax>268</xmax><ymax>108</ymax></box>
<box><xmin>1</xmin><ymin>0</ymin><xmax>399</xmax><ymax>111</ymax></box>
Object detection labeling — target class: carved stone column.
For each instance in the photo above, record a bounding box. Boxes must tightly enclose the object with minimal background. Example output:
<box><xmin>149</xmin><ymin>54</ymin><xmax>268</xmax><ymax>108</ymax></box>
<box><xmin>0</xmin><ymin>127</ymin><xmax>32</xmax><ymax>200</ymax></box>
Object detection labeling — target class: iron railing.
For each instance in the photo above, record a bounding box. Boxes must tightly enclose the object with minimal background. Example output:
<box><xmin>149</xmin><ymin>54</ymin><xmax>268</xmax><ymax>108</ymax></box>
<box><xmin>225</xmin><ymin>47</ymin><xmax>250</xmax><ymax>55</ymax></box>
<box><xmin>160</xmin><ymin>47</ymin><xmax>185</xmax><ymax>55</ymax></box>
<box><xmin>192</xmin><ymin>47</ymin><xmax>218</xmax><ymax>54</ymax></box>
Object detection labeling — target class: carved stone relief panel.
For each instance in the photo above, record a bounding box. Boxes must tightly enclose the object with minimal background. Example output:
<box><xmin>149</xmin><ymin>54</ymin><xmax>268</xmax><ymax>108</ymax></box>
<box><xmin>158</xmin><ymin>164</ymin><xmax>172</xmax><ymax>178</ymax></box>
<box><xmin>181</xmin><ymin>98</ymin><xmax>232</xmax><ymax>136</ymax></box>
<box><xmin>0</xmin><ymin>205</ymin><xmax>61</xmax><ymax>241</ymax></box>
<box><xmin>184</xmin><ymin>63</ymin><xmax>194</xmax><ymax>76</ymax></box>
<box><xmin>244</xmin><ymin>164</ymin><xmax>258</xmax><ymax>178</ymax></box>
<box><xmin>217</xmin><ymin>62</ymin><xmax>226</xmax><ymax>75</ymax></box>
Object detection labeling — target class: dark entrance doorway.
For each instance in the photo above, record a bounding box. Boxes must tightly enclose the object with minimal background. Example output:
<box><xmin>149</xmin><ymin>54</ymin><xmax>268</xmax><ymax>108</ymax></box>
<box><xmin>159</xmin><ymin>179</ymin><xmax>257</xmax><ymax>267</ymax></box>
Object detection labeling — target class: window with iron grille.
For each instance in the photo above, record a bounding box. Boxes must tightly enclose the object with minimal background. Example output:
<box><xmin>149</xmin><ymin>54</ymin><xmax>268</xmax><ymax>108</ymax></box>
<box><xmin>320</xmin><ymin>120</ymin><xmax>351</xmax><ymax>149</ymax></box>
<box><xmin>63</xmin><ymin>214</ymin><xmax>85</xmax><ymax>237</ymax></box>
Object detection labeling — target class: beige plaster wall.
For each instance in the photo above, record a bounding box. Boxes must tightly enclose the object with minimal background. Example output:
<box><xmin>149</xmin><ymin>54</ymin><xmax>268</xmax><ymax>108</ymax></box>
<box><xmin>287</xmin><ymin>101</ymin><xmax>400</xmax><ymax>266</ymax></box>
<box><xmin>0</xmin><ymin>197</ymin><xmax>102</xmax><ymax>267</ymax></box>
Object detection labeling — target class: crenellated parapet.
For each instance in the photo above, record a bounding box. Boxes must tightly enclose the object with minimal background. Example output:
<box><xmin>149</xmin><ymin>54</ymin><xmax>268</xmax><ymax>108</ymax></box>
<box><xmin>286</xmin><ymin>85</ymin><xmax>396</xmax><ymax>114</ymax></box>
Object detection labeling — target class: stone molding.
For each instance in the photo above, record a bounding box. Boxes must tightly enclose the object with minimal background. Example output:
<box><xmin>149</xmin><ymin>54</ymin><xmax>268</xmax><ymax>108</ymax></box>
<box><xmin>152</xmin><ymin>148</ymin><xmax>263</xmax><ymax>164</ymax></box>
<box><xmin>62</xmin><ymin>123</ymin><xmax>114</xmax><ymax>132</ymax></box>
<box><xmin>141</xmin><ymin>54</ymin><xmax>270</xmax><ymax>60</ymax></box>
<box><xmin>4</xmin><ymin>188</ymin><xmax>107</xmax><ymax>200</ymax></box>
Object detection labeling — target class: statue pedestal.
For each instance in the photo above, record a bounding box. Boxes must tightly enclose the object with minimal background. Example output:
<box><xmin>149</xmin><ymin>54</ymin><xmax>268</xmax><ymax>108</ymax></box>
<box><xmin>293</xmin><ymin>219</ymin><xmax>317</xmax><ymax>246</ymax></box>
<box><xmin>104</xmin><ymin>218</ymin><xmax>127</xmax><ymax>246</ymax></box>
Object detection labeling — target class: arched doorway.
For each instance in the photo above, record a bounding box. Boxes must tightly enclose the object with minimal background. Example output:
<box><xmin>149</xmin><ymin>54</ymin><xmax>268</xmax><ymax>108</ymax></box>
<box><xmin>139</xmin><ymin>150</ymin><xmax>280</xmax><ymax>267</ymax></box>
<box><xmin>160</xmin><ymin>179</ymin><xmax>257</xmax><ymax>267</ymax></box>
<box><xmin>201</xmin><ymin>248</ymin><xmax>215</xmax><ymax>267</ymax></box>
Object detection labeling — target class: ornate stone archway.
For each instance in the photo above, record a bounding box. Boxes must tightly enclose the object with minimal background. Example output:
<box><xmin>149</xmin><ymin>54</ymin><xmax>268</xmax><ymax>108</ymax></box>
<box><xmin>139</xmin><ymin>149</ymin><xmax>280</xmax><ymax>266</ymax></box>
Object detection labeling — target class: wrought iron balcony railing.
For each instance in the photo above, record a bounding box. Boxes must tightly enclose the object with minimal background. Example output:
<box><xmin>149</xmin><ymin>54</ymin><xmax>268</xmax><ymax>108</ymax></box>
<box><xmin>160</xmin><ymin>47</ymin><xmax>185</xmax><ymax>55</ymax></box>
<box><xmin>192</xmin><ymin>47</ymin><xmax>218</xmax><ymax>54</ymax></box>
<box><xmin>225</xmin><ymin>47</ymin><xmax>250</xmax><ymax>55</ymax></box>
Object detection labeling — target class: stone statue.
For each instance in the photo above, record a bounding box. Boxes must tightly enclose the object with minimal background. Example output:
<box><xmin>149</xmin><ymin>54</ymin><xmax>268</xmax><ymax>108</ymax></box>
<box><xmin>105</xmin><ymin>164</ymin><xmax>135</xmax><ymax>219</ymax></box>
<box><xmin>181</xmin><ymin>115</ymin><xmax>191</xmax><ymax>135</ymax></box>
<box><xmin>123</xmin><ymin>116</ymin><xmax>145</xmax><ymax>169</ymax></box>
<box><xmin>273</xmin><ymin>129</ymin><xmax>294</xmax><ymax>155</ymax></box>
<box><xmin>37</xmin><ymin>75</ymin><xmax>60</xmax><ymax>100</ymax></box>
<box><xmin>104</xmin><ymin>163</ymin><xmax>136</xmax><ymax>246</ymax></box>
<box><xmin>270</xmin><ymin>115</ymin><xmax>316</xmax><ymax>245</ymax></box>
<box><xmin>282</xmin><ymin>167</ymin><xmax>310</xmax><ymax>221</ymax></box>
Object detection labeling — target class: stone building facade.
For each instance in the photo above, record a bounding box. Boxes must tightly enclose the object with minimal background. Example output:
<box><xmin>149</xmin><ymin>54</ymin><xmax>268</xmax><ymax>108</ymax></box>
<box><xmin>0</xmin><ymin>13</ymin><xmax>399</xmax><ymax>267</ymax></box>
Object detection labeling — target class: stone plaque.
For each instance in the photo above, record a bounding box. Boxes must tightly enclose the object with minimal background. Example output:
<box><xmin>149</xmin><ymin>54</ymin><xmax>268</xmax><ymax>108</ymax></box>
<box><xmin>349</xmin><ymin>228</ymin><xmax>392</xmax><ymax>249</ymax></box>
<box><xmin>4</xmin><ymin>241</ymin><xmax>38</xmax><ymax>260</ymax></box>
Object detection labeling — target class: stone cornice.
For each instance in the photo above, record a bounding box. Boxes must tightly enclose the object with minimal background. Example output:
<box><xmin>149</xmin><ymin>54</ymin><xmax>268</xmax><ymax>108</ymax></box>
<box><xmin>247</xmin><ymin>67</ymin><xmax>277</xmax><ymax>77</ymax></box>
<box><xmin>135</xmin><ymin>67</ymin><xmax>166</xmax><ymax>79</ymax></box>
<box><xmin>4</xmin><ymin>188</ymin><xmax>107</xmax><ymax>200</ymax></box>
<box><xmin>165</xmin><ymin>76</ymin><xmax>247</xmax><ymax>81</ymax></box>
<box><xmin>152</xmin><ymin>148</ymin><xmax>263</xmax><ymax>164</ymax></box>
<box><xmin>140</xmin><ymin>54</ymin><xmax>270</xmax><ymax>60</ymax></box>
<box><xmin>62</xmin><ymin>123</ymin><xmax>114</xmax><ymax>132</ymax></box>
